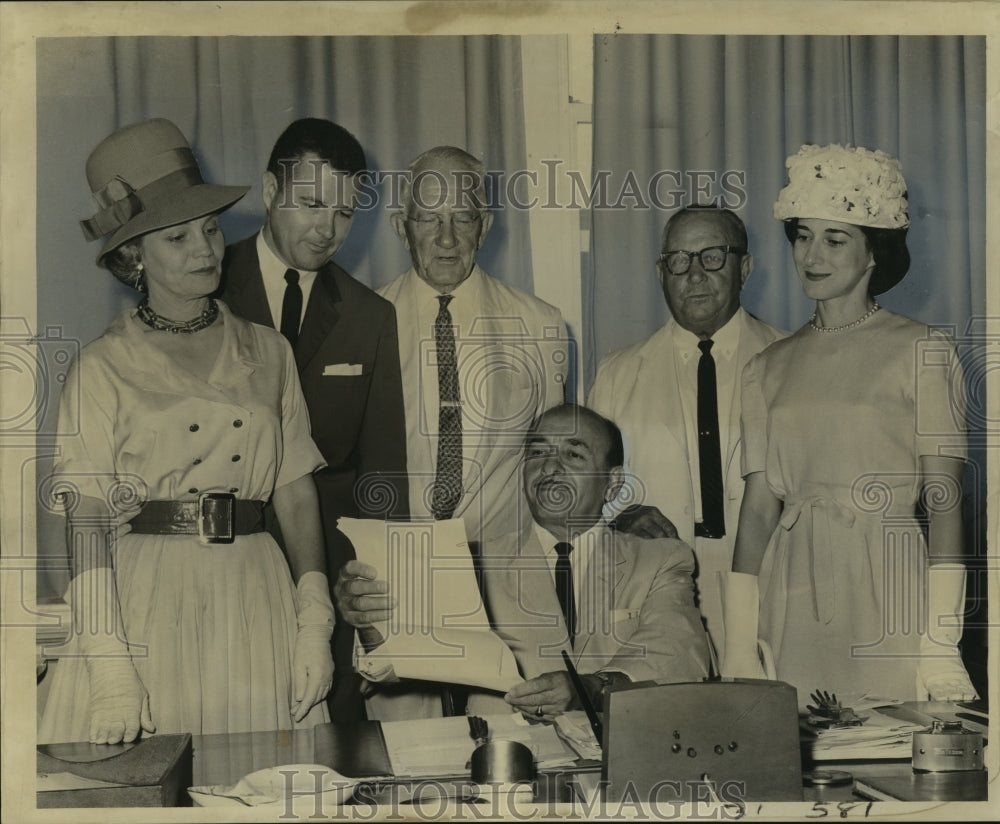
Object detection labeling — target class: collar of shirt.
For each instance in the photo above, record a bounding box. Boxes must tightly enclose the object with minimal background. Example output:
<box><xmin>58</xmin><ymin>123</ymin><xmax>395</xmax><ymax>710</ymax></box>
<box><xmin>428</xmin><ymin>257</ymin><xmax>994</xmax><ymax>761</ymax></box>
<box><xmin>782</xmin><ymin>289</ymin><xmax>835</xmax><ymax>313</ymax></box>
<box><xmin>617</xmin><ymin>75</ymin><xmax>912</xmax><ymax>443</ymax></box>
<box><xmin>410</xmin><ymin>264</ymin><xmax>484</xmax><ymax>332</ymax></box>
<box><xmin>668</xmin><ymin>306</ymin><xmax>744</xmax><ymax>364</ymax></box>
<box><xmin>534</xmin><ymin>519</ymin><xmax>606</xmax><ymax>587</ymax></box>
<box><xmin>256</xmin><ymin>232</ymin><xmax>319</xmax><ymax>329</ymax></box>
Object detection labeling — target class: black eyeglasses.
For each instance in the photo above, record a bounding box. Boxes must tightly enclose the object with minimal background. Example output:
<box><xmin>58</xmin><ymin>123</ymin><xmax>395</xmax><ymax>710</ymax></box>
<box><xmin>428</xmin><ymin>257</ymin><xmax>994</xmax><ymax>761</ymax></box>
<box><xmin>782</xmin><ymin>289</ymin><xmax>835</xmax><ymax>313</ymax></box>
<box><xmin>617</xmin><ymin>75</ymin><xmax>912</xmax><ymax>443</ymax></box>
<box><xmin>657</xmin><ymin>246</ymin><xmax>746</xmax><ymax>275</ymax></box>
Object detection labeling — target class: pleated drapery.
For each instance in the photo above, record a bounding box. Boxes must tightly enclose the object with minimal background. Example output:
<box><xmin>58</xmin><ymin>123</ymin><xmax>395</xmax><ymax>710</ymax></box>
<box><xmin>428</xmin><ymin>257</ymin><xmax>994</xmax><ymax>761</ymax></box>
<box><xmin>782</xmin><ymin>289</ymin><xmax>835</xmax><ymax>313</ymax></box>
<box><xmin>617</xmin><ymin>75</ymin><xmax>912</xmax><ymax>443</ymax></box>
<box><xmin>37</xmin><ymin>36</ymin><xmax>532</xmax><ymax>350</ymax></box>
<box><xmin>587</xmin><ymin>35</ymin><xmax>985</xmax><ymax>380</ymax></box>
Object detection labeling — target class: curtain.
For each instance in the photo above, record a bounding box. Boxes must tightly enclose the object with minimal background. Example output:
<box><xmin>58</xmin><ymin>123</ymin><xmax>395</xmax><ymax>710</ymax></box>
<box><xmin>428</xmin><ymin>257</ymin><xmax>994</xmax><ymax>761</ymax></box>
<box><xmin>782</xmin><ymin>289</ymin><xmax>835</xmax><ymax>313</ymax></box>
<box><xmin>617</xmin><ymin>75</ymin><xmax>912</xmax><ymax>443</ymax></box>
<box><xmin>587</xmin><ymin>35</ymin><xmax>986</xmax><ymax>376</ymax></box>
<box><xmin>36</xmin><ymin>35</ymin><xmax>531</xmax><ymax>350</ymax></box>
<box><xmin>34</xmin><ymin>35</ymin><xmax>531</xmax><ymax>597</ymax></box>
<box><xmin>587</xmin><ymin>34</ymin><xmax>988</xmax><ymax>692</ymax></box>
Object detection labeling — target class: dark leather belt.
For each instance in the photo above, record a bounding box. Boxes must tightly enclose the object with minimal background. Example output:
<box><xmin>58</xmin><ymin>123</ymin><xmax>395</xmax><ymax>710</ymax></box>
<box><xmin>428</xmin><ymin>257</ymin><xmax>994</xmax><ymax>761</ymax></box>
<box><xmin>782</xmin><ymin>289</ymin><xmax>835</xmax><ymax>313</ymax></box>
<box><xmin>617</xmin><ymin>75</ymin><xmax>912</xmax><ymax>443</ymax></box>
<box><xmin>130</xmin><ymin>493</ymin><xmax>266</xmax><ymax>544</ymax></box>
<box><xmin>694</xmin><ymin>522</ymin><xmax>726</xmax><ymax>540</ymax></box>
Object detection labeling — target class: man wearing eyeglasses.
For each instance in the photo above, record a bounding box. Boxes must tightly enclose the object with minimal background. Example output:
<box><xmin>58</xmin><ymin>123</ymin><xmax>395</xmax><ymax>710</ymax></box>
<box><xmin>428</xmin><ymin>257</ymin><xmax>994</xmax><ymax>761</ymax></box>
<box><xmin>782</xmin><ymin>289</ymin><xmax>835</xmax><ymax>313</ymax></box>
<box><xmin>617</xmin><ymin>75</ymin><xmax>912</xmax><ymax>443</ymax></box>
<box><xmin>588</xmin><ymin>206</ymin><xmax>785</xmax><ymax>656</ymax></box>
<box><xmin>360</xmin><ymin>146</ymin><xmax>569</xmax><ymax>720</ymax></box>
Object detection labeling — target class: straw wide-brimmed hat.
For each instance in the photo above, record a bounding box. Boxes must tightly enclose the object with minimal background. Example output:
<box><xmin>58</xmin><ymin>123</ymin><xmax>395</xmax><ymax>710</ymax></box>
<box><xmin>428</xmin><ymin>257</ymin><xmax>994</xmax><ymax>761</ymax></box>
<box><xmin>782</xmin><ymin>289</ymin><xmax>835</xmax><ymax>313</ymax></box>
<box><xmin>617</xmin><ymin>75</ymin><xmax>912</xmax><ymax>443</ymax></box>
<box><xmin>81</xmin><ymin>118</ymin><xmax>248</xmax><ymax>265</ymax></box>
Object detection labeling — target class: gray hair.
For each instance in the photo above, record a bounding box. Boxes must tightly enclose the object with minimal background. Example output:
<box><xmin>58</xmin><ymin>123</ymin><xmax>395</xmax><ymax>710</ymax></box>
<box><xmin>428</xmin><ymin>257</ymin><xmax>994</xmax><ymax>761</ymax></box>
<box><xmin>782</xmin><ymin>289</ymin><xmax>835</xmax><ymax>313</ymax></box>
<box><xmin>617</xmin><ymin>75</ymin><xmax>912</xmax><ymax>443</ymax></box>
<box><xmin>399</xmin><ymin>146</ymin><xmax>489</xmax><ymax>215</ymax></box>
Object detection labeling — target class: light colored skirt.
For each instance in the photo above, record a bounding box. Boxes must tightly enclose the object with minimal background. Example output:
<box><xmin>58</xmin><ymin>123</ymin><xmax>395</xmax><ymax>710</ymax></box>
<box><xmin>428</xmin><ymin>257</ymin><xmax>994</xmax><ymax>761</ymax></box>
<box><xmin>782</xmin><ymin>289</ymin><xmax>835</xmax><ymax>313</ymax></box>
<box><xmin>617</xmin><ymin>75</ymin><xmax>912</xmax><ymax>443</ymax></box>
<box><xmin>39</xmin><ymin>532</ymin><xmax>329</xmax><ymax>743</ymax></box>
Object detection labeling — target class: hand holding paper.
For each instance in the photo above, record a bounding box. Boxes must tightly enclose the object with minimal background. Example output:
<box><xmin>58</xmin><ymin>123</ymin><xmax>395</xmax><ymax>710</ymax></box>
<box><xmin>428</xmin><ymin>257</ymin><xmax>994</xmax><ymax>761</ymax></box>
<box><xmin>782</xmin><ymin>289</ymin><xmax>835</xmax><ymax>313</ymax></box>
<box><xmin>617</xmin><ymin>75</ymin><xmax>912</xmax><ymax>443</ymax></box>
<box><xmin>336</xmin><ymin>518</ymin><xmax>522</xmax><ymax>694</ymax></box>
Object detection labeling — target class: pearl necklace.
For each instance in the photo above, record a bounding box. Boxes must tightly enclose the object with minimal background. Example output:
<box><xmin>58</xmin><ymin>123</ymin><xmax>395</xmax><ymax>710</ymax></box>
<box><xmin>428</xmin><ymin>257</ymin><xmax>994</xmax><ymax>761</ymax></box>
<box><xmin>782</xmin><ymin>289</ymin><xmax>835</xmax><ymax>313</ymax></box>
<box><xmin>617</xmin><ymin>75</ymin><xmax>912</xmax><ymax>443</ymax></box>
<box><xmin>137</xmin><ymin>298</ymin><xmax>220</xmax><ymax>334</ymax></box>
<box><xmin>809</xmin><ymin>301</ymin><xmax>881</xmax><ymax>333</ymax></box>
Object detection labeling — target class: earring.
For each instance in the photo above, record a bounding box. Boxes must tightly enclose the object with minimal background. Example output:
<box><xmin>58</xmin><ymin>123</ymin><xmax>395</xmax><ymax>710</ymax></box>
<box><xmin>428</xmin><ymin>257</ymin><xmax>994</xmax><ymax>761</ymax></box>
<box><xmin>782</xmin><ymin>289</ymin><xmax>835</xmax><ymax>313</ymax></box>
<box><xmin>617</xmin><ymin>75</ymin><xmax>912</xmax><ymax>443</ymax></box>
<box><xmin>132</xmin><ymin>265</ymin><xmax>147</xmax><ymax>293</ymax></box>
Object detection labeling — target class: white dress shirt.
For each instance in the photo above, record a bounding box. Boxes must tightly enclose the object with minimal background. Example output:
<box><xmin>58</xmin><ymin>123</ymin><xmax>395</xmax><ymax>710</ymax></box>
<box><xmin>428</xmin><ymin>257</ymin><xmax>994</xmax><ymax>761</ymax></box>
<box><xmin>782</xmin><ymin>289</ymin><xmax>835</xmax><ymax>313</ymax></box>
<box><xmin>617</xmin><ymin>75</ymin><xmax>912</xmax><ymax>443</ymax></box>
<box><xmin>256</xmin><ymin>232</ymin><xmax>318</xmax><ymax>331</ymax></box>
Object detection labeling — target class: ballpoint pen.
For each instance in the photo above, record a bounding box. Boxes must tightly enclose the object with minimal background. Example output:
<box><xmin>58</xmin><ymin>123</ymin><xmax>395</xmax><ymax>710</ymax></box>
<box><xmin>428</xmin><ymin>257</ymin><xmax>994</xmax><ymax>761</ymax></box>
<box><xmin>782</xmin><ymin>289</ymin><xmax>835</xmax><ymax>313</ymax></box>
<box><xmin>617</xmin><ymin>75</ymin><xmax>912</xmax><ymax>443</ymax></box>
<box><xmin>561</xmin><ymin>649</ymin><xmax>603</xmax><ymax>744</ymax></box>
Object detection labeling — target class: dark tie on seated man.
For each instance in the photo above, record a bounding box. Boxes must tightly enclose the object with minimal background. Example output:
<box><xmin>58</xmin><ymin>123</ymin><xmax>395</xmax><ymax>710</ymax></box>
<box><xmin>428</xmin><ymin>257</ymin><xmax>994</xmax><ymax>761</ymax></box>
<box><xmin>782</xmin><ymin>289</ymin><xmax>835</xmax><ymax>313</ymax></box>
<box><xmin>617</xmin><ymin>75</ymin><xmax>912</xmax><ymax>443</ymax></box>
<box><xmin>335</xmin><ymin>403</ymin><xmax>710</xmax><ymax>719</ymax></box>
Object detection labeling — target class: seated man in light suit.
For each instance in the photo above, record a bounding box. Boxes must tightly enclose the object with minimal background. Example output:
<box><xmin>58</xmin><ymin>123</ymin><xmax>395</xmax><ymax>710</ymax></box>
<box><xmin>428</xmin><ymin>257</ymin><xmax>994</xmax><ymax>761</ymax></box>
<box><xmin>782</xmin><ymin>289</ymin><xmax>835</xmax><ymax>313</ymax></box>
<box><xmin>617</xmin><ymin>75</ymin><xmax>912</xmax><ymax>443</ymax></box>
<box><xmin>478</xmin><ymin>403</ymin><xmax>710</xmax><ymax>716</ymax></box>
<box><xmin>338</xmin><ymin>404</ymin><xmax>710</xmax><ymax>718</ymax></box>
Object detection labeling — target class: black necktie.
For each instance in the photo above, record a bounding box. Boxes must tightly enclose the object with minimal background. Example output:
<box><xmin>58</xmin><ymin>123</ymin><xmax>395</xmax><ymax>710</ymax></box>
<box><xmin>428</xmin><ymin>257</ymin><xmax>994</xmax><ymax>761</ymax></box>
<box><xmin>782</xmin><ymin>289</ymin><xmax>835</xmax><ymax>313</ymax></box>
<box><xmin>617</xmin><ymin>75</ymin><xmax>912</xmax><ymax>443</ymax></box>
<box><xmin>279</xmin><ymin>268</ymin><xmax>303</xmax><ymax>349</ymax></box>
<box><xmin>432</xmin><ymin>295</ymin><xmax>463</xmax><ymax>520</ymax></box>
<box><xmin>554</xmin><ymin>541</ymin><xmax>576</xmax><ymax>645</ymax></box>
<box><xmin>696</xmin><ymin>339</ymin><xmax>726</xmax><ymax>538</ymax></box>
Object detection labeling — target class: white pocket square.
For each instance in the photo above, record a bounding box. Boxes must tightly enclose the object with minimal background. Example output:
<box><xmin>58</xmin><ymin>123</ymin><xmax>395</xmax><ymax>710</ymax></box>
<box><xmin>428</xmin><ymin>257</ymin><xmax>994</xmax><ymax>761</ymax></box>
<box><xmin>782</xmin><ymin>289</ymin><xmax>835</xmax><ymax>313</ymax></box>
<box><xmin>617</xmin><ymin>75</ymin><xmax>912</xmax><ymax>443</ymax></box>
<box><xmin>323</xmin><ymin>363</ymin><xmax>364</xmax><ymax>377</ymax></box>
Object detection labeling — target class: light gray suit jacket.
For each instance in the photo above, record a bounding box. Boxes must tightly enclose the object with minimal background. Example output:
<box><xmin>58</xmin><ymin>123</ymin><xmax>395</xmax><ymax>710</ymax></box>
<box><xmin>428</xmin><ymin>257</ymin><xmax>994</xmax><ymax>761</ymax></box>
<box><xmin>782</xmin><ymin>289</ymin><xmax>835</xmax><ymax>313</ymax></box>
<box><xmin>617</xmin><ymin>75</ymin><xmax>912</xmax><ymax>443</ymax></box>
<box><xmin>479</xmin><ymin>525</ymin><xmax>711</xmax><ymax>684</ymax></box>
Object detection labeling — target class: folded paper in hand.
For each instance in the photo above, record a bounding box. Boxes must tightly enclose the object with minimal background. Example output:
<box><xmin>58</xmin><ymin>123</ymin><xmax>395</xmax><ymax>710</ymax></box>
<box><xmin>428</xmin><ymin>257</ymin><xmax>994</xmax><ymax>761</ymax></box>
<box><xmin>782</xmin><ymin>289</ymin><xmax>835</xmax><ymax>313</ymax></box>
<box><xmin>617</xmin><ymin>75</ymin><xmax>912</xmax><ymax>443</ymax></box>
<box><xmin>338</xmin><ymin>518</ymin><xmax>522</xmax><ymax>693</ymax></box>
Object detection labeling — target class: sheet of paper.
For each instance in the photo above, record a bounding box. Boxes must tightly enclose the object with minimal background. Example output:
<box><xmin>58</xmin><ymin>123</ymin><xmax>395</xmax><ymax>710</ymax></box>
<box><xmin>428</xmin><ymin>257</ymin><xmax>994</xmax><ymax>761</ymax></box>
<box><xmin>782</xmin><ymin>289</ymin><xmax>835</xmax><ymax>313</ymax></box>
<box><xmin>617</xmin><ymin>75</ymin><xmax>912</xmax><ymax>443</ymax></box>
<box><xmin>380</xmin><ymin>713</ymin><xmax>578</xmax><ymax>777</ymax></box>
<box><xmin>36</xmin><ymin>772</ymin><xmax>128</xmax><ymax>792</ymax></box>
<box><xmin>338</xmin><ymin>518</ymin><xmax>522</xmax><ymax>693</ymax></box>
<box><xmin>554</xmin><ymin>711</ymin><xmax>602</xmax><ymax>760</ymax></box>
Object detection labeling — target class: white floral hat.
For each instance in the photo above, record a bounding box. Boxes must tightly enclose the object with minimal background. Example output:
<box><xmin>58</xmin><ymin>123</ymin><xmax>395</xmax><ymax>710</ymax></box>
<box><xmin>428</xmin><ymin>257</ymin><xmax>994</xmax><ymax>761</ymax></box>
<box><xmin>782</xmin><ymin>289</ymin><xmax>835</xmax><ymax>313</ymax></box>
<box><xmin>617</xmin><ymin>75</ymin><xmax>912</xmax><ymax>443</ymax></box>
<box><xmin>773</xmin><ymin>143</ymin><xmax>909</xmax><ymax>229</ymax></box>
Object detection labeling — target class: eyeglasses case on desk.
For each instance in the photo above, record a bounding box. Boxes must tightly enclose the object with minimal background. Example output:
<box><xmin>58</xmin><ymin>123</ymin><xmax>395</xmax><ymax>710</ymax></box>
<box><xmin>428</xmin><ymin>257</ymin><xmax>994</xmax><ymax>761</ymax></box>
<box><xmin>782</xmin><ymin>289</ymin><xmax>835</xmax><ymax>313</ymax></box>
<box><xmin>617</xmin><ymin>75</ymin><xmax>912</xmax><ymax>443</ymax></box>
<box><xmin>37</xmin><ymin>733</ymin><xmax>193</xmax><ymax>808</ymax></box>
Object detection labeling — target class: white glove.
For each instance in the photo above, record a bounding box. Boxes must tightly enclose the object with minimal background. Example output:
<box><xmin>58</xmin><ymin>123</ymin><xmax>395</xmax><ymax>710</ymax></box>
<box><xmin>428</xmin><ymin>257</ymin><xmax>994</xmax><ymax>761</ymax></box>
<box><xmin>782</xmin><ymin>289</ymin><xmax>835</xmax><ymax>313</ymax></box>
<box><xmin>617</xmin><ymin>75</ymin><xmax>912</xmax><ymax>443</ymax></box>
<box><xmin>70</xmin><ymin>566</ymin><xmax>154</xmax><ymax>743</ymax></box>
<box><xmin>720</xmin><ymin>571</ymin><xmax>769</xmax><ymax>679</ymax></box>
<box><xmin>291</xmin><ymin>571</ymin><xmax>335</xmax><ymax>721</ymax></box>
<box><xmin>918</xmin><ymin>563</ymin><xmax>978</xmax><ymax>701</ymax></box>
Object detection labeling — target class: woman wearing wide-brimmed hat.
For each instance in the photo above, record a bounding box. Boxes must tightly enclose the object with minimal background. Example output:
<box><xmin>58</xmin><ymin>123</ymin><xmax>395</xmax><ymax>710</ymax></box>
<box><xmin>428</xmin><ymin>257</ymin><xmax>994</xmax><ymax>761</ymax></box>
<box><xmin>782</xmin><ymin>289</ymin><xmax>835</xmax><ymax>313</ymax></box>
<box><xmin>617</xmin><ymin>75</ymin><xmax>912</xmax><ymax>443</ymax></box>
<box><xmin>722</xmin><ymin>144</ymin><xmax>977</xmax><ymax>706</ymax></box>
<box><xmin>39</xmin><ymin>118</ymin><xmax>335</xmax><ymax>743</ymax></box>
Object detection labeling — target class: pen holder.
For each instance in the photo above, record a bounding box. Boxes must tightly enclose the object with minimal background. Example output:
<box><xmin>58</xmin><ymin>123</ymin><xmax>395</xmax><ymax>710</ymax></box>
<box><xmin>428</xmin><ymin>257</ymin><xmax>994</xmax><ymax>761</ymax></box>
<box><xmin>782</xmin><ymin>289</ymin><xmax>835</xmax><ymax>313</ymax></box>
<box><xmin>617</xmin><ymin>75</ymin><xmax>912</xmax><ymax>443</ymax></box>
<box><xmin>470</xmin><ymin>740</ymin><xmax>534</xmax><ymax>796</ymax></box>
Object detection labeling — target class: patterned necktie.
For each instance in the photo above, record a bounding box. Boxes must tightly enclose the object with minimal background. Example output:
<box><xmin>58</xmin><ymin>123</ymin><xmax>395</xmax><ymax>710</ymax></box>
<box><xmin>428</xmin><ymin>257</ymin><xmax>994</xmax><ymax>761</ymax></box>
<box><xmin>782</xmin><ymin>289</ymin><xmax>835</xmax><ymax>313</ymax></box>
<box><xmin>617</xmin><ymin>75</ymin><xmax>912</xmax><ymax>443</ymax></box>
<box><xmin>554</xmin><ymin>541</ymin><xmax>576</xmax><ymax>645</ymax></box>
<box><xmin>279</xmin><ymin>268</ymin><xmax>302</xmax><ymax>349</ymax></box>
<box><xmin>432</xmin><ymin>294</ymin><xmax>463</xmax><ymax>520</ymax></box>
<box><xmin>696</xmin><ymin>338</ymin><xmax>726</xmax><ymax>538</ymax></box>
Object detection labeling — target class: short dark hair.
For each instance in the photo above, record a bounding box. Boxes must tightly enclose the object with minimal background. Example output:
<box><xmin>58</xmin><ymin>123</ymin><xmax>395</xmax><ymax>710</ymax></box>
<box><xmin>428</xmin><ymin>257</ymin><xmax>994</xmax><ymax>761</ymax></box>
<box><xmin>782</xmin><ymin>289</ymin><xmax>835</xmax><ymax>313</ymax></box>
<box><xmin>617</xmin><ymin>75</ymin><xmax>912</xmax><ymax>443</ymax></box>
<box><xmin>266</xmin><ymin>118</ymin><xmax>367</xmax><ymax>185</ymax></box>
<box><xmin>530</xmin><ymin>403</ymin><xmax>625</xmax><ymax>470</ymax></box>
<box><xmin>782</xmin><ymin>218</ymin><xmax>910</xmax><ymax>295</ymax></box>
<box><xmin>662</xmin><ymin>206</ymin><xmax>749</xmax><ymax>252</ymax></box>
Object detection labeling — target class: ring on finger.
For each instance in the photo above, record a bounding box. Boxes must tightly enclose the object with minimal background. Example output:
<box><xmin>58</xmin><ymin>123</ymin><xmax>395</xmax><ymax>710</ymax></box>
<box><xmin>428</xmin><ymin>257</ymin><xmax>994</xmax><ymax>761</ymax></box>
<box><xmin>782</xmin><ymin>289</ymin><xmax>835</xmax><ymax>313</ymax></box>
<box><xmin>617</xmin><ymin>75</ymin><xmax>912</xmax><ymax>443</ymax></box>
<box><xmin>535</xmin><ymin>706</ymin><xmax>543</xmax><ymax>717</ymax></box>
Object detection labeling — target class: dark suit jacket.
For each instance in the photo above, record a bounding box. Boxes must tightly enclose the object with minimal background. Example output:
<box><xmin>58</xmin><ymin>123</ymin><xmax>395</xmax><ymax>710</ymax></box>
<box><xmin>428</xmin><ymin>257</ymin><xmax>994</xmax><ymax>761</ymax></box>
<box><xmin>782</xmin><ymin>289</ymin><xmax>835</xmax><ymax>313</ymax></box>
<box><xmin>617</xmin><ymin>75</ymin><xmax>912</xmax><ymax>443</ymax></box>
<box><xmin>221</xmin><ymin>234</ymin><xmax>409</xmax><ymax>721</ymax></box>
<box><xmin>220</xmin><ymin>234</ymin><xmax>409</xmax><ymax>527</ymax></box>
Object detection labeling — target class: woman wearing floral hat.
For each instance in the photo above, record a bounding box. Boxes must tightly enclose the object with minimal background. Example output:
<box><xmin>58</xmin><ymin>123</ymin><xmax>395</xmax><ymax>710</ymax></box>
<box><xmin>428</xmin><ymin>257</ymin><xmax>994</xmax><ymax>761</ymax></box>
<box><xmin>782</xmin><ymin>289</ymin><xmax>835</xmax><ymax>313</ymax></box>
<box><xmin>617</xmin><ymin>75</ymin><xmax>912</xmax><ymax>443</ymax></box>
<box><xmin>722</xmin><ymin>144</ymin><xmax>977</xmax><ymax>705</ymax></box>
<box><xmin>39</xmin><ymin>118</ymin><xmax>335</xmax><ymax>744</ymax></box>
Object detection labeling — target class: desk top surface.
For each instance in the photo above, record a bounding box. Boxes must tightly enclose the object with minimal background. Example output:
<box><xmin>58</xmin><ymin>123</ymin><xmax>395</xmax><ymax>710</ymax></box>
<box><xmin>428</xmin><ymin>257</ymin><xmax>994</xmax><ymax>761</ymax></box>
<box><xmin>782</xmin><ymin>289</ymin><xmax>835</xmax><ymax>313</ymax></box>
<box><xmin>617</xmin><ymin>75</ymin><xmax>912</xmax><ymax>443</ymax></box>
<box><xmin>189</xmin><ymin>702</ymin><xmax>990</xmax><ymax>805</ymax></box>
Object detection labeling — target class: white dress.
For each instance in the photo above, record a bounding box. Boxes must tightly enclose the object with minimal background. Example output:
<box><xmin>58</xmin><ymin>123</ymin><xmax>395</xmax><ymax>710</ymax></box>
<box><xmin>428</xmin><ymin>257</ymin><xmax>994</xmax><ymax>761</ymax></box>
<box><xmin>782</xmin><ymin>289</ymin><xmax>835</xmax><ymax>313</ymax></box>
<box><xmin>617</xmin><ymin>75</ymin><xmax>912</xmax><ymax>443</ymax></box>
<box><xmin>39</xmin><ymin>302</ymin><xmax>329</xmax><ymax>742</ymax></box>
<box><xmin>741</xmin><ymin>309</ymin><xmax>967</xmax><ymax>705</ymax></box>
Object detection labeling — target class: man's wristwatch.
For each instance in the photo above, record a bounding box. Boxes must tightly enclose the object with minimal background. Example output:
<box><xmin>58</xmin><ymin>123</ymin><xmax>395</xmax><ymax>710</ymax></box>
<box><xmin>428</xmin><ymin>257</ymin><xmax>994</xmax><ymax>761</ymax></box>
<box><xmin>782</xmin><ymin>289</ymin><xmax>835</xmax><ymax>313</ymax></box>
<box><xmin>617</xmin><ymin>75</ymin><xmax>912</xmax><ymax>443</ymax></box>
<box><xmin>589</xmin><ymin>670</ymin><xmax>625</xmax><ymax>709</ymax></box>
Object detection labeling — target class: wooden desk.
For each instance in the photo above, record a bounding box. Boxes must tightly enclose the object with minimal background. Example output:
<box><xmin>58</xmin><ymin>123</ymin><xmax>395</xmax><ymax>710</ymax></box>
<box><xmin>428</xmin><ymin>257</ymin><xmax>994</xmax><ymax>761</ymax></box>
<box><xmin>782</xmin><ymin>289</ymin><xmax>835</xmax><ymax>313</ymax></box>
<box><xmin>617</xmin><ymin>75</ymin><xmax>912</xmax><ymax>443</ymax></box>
<box><xmin>192</xmin><ymin>721</ymin><xmax>988</xmax><ymax>807</ymax></box>
<box><xmin>192</xmin><ymin>723</ymin><xmax>598</xmax><ymax>805</ymax></box>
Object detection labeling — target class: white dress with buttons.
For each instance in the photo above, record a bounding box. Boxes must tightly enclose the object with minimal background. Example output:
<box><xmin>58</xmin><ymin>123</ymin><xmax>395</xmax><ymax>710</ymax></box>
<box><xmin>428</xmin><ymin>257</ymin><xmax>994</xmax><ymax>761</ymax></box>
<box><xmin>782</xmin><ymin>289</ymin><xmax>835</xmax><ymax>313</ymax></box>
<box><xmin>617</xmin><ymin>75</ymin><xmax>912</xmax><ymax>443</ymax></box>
<box><xmin>39</xmin><ymin>302</ymin><xmax>329</xmax><ymax>741</ymax></box>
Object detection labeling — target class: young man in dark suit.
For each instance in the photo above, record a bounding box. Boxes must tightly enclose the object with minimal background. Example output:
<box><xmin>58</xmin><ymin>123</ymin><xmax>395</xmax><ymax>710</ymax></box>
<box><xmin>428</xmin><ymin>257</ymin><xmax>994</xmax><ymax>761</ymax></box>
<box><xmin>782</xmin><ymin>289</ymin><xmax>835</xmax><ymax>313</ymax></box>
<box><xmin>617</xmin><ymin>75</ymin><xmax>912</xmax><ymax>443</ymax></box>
<box><xmin>219</xmin><ymin>118</ymin><xmax>408</xmax><ymax>719</ymax></box>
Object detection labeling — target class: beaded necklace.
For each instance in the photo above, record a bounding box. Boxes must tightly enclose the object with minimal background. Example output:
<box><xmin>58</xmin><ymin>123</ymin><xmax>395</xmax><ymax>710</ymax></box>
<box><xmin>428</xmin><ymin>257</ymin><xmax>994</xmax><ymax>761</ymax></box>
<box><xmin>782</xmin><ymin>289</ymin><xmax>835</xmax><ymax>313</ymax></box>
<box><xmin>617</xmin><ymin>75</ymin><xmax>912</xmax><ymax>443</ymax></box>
<box><xmin>136</xmin><ymin>298</ymin><xmax>219</xmax><ymax>334</ymax></box>
<box><xmin>809</xmin><ymin>301</ymin><xmax>881</xmax><ymax>333</ymax></box>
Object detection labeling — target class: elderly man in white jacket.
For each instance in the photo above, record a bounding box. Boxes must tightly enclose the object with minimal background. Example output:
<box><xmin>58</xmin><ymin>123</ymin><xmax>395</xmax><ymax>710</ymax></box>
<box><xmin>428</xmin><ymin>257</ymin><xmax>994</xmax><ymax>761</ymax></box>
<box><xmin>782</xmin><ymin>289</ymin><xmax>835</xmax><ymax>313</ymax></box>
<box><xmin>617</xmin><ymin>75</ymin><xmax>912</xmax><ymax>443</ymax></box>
<box><xmin>588</xmin><ymin>207</ymin><xmax>785</xmax><ymax>657</ymax></box>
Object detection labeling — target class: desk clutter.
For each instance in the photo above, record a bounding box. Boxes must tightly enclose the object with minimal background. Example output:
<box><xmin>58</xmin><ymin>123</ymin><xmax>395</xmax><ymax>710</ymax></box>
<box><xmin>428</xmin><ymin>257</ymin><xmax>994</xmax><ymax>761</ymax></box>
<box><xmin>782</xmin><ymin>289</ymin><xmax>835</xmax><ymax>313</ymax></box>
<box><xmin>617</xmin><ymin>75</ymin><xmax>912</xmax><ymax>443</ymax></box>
<box><xmin>802</xmin><ymin>696</ymin><xmax>989</xmax><ymax>765</ymax></box>
<box><xmin>36</xmin><ymin>690</ymin><xmax>990</xmax><ymax>809</ymax></box>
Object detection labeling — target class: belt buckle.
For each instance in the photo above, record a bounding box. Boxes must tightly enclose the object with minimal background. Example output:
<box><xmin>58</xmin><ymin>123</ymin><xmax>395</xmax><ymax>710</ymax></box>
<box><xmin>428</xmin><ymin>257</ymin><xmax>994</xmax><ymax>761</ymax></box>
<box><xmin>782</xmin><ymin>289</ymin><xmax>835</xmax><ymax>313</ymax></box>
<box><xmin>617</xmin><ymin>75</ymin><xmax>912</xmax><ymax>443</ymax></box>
<box><xmin>198</xmin><ymin>492</ymin><xmax>236</xmax><ymax>545</ymax></box>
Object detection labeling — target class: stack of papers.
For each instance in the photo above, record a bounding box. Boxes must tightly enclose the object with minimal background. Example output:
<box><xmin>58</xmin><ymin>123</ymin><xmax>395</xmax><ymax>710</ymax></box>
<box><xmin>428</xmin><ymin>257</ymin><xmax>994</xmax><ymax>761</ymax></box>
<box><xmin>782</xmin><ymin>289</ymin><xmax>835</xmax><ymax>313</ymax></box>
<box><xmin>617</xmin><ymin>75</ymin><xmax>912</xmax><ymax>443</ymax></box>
<box><xmin>804</xmin><ymin>699</ymin><xmax>925</xmax><ymax>761</ymax></box>
<box><xmin>381</xmin><ymin>713</ymin><xmax>578</xmax><ymax>777</ymax></box>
